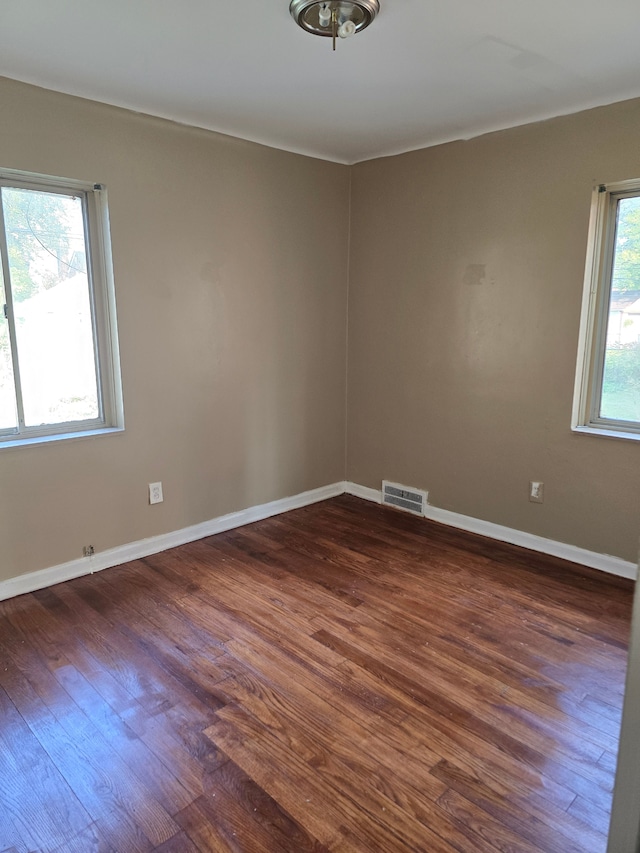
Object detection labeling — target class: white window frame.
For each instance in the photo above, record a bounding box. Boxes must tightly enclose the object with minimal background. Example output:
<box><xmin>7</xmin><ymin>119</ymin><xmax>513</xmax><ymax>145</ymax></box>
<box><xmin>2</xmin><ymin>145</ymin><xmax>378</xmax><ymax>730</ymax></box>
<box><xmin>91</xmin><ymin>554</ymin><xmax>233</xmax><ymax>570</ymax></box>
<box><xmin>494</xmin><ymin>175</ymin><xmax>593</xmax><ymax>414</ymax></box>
<box><xmin>0</xmin><ymin>167</ymin><xmax>123</xmax><ymax>447</ymax></box>
<box><xmin>573</xmin><ymin>178</ymin><xmax>640</xmax><ymax>441</ymax></box>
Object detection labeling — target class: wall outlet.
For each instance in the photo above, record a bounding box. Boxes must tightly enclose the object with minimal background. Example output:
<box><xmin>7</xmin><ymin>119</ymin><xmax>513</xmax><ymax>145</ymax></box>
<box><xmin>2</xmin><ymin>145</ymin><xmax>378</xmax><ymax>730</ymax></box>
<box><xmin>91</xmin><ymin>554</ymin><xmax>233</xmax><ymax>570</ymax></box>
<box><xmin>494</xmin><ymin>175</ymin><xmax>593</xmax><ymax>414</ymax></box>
<box><xmin>529</xmin><ymin>481</ymin><xmax>544</xmax><ymax>503</ymax></box>
<box><xmin>149</xmin><ymin>482</ymin><xmax>163</xmax><ymax>505</ymax></box>
<box><xmin>82</xmin><ymin>545</ymin><xmax>95</xmax><ymax>557</ymax></box>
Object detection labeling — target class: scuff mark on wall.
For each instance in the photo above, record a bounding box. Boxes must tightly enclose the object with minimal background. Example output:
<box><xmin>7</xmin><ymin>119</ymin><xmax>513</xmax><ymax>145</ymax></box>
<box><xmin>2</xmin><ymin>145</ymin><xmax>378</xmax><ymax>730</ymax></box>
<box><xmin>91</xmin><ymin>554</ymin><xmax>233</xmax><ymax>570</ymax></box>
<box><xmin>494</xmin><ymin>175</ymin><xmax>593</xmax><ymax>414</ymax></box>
<box><xmin>463</xmin><ymin>264</ymin><xmax>486</xmax><ymax>286</ymax></box>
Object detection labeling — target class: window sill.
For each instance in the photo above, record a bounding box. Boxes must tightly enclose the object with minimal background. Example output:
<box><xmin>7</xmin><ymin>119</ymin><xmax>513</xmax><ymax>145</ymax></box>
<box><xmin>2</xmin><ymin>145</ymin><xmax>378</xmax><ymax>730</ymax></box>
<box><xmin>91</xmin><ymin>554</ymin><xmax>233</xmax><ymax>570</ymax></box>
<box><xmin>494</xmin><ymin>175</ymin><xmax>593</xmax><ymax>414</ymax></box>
<box><xmin>572</xmin><ymin>425</ymin><xmax>640</xmax><ymax>443</ymax></box>
<box><xmin>0</xmin><ymin>425</ymin><xmax>124</xmax><ymax>451</ymax></box>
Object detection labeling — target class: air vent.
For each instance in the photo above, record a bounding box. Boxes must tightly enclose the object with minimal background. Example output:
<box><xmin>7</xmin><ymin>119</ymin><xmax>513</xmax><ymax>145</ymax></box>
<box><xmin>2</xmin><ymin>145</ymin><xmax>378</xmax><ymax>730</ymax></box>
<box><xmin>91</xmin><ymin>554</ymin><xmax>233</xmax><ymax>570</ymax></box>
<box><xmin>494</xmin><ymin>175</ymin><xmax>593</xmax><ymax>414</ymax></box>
<box><xmin>382</xmin><ymin>481</ymin><xmax>428</xmax><ymax>516</ymax></box>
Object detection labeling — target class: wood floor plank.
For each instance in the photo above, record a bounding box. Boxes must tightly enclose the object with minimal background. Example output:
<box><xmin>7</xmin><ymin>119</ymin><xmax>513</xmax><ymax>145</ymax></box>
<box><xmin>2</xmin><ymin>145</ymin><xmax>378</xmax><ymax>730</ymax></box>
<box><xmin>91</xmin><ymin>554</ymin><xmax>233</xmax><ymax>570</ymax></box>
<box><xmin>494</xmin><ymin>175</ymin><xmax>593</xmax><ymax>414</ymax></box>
<box><xmin>153</xmin><ymin>832</ymin><xmax>201</xmax><ymax>853</ymax></box>
<box><xmin>51</xmin><ymin>822</ymin><xmax>115</xmax><ymax>853</ymax></box>
<box><xmin>196</xmin><ymin>759</ymin><xmax>331</xmax><ymax>852</ymax></box>
<box><xmin>309</xmin><ymin>583</ymin><xmax>624</xmax><ymax>743</ymax></box>
<box><xmin>315</xmin><ymin>627</ymin><xmax>613</xmax><ymax>792</ymax></box>
<box><xmin>206</xmin><ymin>706</ymin><xmax>443</xmax><ymax>853</ymax></box>
<box><xmin>27</xmin><ymin>588</ymin><xmax>224</xmax><ymax>805</ymax></box>
<box><xmin>218</xmin><ymin>667</ymin><xmax>447</xmax><ymax>804</ymax></box>
<box><xmin>432</xmin><ymin>758</ymin><xmax>607</xmax><ymax>853</ymax></box>
<box><xmin>312</xmin><ymin>623</ymin><xmax>612</xmax><ymax>766</ymax></box>
<box><xmin>436</xmin><ymin>788</ymin><xmax>558</xmax><ymax>853</ymax></box>
<box><xmin>0</xmin><ymin>495</ymin><xmax>632</xmax><ymax>852</ymax></box>
<box><xmin>3</xmin><ymin>593</ymin><xmax>202</xmax><ymax>816</ymax></box>
<box><xmin>0</xmin><ymin>648</ymin><xmax>93</xmax><ymax>853</ymax></box>
<box><xmin>0</xmin><ymin>641</ymin><xmax>179</xmax><ymax>848</ymax></box>
<box><xmin>173</xmin><ymin>798</ymin><xmax>244</xmax><ymax>852</ymax></box>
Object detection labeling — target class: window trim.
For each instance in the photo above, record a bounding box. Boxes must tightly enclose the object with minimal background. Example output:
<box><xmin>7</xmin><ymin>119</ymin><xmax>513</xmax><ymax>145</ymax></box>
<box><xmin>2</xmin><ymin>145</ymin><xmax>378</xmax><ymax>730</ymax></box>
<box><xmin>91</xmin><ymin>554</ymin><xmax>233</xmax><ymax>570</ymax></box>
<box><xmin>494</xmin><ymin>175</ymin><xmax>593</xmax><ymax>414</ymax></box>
<box><xmin>0</xmin><ymin>167</ymin><xmax>124</xmax><ymax>447</ymax></box>
<box><xmin>572</xmin><ymin>179</ymin><xmax>640</xmax><ymax>441</ymax></box>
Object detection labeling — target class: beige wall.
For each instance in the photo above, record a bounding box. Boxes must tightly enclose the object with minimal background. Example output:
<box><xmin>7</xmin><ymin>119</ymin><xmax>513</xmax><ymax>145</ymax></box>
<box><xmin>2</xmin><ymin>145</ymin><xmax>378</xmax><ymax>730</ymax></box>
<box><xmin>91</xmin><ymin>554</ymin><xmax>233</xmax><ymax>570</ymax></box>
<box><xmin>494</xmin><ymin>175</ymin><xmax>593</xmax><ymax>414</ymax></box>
<box><xmin>2</xmin><ymin>75</ymin><xmax>639</xmax><ymax>584</ymax></box>
<box><xmin>0</xmin><ymin>77</ymin><xmax>349</xmax><ymax>582</ymax></box>
<box><xmin>347</xmin><ymin>98</ymin><xmax>640</xmax><ymax>563</ymax></box>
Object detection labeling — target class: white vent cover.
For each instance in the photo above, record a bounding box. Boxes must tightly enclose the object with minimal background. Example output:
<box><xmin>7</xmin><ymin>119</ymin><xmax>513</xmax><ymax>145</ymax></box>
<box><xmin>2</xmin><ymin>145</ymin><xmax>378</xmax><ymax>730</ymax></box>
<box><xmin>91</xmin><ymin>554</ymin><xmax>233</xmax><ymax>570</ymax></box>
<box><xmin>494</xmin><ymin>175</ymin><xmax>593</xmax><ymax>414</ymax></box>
<box><xmin>382</xmin><ymin>481</ymin><xmax>428</xmax><ymax>516</ymax></box>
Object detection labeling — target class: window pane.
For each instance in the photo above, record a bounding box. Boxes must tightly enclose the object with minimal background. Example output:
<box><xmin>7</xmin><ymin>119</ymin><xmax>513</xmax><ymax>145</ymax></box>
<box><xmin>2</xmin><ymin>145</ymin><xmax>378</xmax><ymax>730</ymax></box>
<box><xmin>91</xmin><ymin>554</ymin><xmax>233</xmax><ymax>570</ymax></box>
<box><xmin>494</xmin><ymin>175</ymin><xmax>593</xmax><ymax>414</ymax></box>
<box><xmin>2</xmin><ymin>188</ymin><xmax>100</xmax><ymax>427</ymax></box>
<box><xmin>600</xmin><ymin>196</ymin><xmax>640</xmax><ymax>423</ymax></box>
<box><xmin>0</xmin><ymin>268</ymin><xmax>18</xmax><ymax>431</ymax></box>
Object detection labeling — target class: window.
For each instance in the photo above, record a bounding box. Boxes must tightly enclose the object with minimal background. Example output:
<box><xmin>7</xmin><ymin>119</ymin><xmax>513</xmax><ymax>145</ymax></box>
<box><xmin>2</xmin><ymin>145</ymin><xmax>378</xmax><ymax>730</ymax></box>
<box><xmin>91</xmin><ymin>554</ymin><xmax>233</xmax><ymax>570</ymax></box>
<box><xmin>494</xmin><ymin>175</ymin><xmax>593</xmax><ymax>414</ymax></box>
<box><xmin>0</xmin><ymin>168</ymin><xmax>123</xmax><ymax>446</ymax></box>
<box><xmin>573</xmin><ymin>179</ymin><xmax>640</xmax><ymax>439</ymax></box>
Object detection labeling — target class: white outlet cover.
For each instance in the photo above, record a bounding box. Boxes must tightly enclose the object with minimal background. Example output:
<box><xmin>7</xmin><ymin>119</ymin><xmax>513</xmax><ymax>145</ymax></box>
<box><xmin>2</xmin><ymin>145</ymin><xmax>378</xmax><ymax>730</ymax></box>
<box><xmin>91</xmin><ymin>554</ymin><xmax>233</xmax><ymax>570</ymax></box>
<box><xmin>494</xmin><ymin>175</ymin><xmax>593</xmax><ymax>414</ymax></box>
<box><xmin>149</xmin><ymin>482</ymin><xmax>163</xmax><ymax>504</ymax></box>
<box><xmin>529</xmin><ymin>481</ymin><xmax>544</xmax><ymax>503</ymax></box>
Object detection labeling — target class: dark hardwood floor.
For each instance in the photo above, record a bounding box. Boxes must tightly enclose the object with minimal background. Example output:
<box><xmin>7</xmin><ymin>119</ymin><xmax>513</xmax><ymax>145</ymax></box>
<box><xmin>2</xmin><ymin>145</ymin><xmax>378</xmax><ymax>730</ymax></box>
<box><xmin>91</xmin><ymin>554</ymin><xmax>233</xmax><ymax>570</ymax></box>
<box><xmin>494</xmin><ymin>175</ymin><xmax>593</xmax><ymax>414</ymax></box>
<box><xmin>0</xmin><ymin>495</ymin><xmax>633</xmax><ymax>852</ymax></box>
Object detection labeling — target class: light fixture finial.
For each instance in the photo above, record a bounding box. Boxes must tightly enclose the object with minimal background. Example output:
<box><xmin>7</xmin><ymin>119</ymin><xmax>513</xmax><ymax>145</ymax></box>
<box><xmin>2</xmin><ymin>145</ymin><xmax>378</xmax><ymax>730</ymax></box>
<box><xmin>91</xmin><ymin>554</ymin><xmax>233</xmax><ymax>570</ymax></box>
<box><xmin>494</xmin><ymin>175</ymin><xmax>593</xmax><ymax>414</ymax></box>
<box><xmin>289</xmin><ymin>0</ymin><xmax>380</xmax><ymax>50</ymax></box>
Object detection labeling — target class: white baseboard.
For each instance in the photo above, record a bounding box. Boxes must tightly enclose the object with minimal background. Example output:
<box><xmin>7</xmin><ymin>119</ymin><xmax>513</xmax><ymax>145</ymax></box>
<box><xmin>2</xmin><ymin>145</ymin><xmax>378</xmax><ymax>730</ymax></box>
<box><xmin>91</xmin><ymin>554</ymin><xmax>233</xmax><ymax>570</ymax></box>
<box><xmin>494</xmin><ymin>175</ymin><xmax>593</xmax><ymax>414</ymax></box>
<box><xmin>0</xmin><ymin>481</ymin><xmax>346</xmax><ymax>603</ymax></box>
<box><xmin>2</xmin><ymin>477</ymin><xmax>634</xmax><ymax>603</ymax></box>
<box><xmin>344</xmin><ymin>481</ymin><xmax>637</xmax><ymax>581</ymax></box>
<box><xmin>344</xmin><ymin>481</ymin><xmax>382</xmax><ymax>504</ymax></box>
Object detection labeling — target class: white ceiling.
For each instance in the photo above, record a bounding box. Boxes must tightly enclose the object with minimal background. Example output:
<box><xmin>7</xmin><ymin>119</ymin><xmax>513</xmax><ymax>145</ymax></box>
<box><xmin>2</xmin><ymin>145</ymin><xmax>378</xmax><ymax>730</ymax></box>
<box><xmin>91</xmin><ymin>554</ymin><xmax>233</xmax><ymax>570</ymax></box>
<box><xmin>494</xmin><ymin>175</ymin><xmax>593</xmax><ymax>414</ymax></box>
<box><xmin>1</xmin><ymin>0</ymin><xmax>640</xmax><ymax>164</ymax></box>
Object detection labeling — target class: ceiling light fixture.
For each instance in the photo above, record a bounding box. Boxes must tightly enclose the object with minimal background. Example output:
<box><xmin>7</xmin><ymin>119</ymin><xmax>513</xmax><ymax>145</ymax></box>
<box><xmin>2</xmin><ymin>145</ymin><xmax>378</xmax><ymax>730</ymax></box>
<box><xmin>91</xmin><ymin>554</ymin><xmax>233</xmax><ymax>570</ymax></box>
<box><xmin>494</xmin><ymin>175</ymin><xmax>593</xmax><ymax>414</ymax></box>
<box><xmin>289</xmin><ymin>0</ymin><xmax>380</xmax><ymax>51</ymax></box>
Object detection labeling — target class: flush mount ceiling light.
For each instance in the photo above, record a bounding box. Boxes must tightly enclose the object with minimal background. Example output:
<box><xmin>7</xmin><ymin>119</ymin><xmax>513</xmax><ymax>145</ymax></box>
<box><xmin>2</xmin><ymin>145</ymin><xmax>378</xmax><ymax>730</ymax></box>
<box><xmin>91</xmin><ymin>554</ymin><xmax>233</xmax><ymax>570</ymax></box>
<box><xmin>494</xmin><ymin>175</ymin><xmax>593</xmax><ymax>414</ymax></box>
<box><xmin>289</xmin><ymin>0</ymin><xmax>380</xmax><ymax>51</ymax></box>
